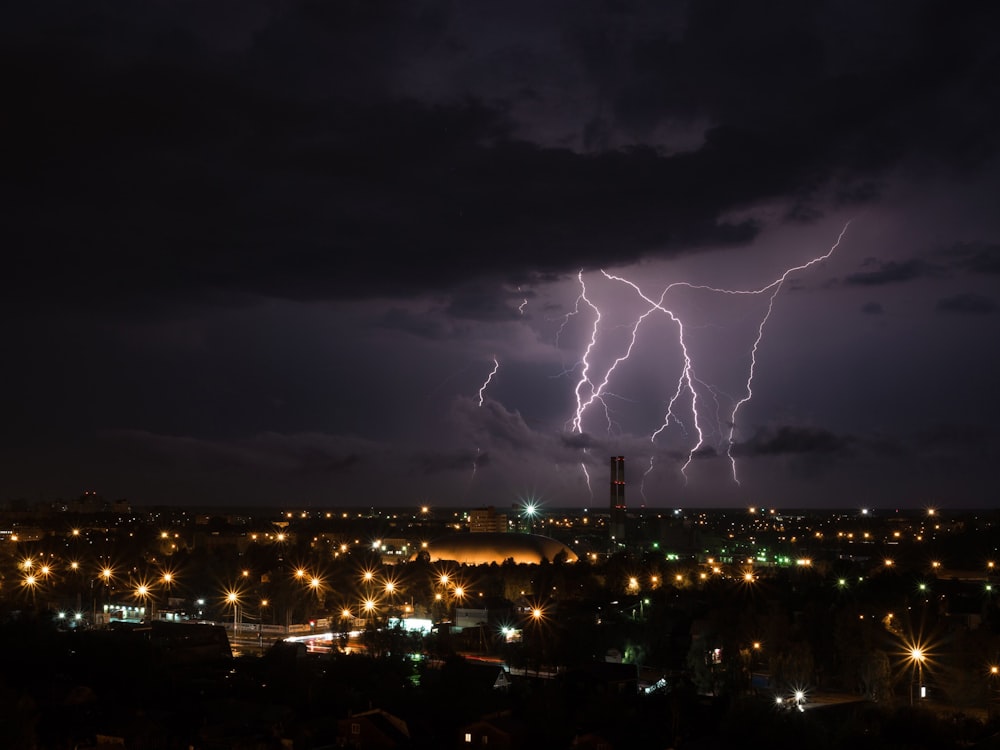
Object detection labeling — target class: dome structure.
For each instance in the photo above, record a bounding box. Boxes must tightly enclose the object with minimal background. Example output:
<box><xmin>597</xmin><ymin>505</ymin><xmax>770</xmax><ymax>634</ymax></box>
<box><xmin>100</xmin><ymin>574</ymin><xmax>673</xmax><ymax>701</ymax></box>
<box><xmin>421</xmin><ymin>532</ymin><xmax>578</xmax><ymax>566</ymax></box>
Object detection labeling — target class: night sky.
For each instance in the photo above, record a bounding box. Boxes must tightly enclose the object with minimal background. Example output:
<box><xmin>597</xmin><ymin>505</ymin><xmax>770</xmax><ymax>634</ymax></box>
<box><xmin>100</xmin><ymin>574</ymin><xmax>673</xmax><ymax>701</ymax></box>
<box><xmin>3</xmin><ymin>1</ymin><xmax>999</xmax><ymax>510</ymax></box>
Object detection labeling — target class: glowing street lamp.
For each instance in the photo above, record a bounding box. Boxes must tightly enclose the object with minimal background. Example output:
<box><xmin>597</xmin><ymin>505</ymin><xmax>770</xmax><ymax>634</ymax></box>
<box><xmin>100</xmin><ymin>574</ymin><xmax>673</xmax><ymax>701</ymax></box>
<box><xmin>161</xmin><ymin>571</ymin><xmax>174</xmax><ymax>588</ymax></box>
<box><xmin>95</xmin><ymin>566</ymin><xmax>116</xmax><ymax>626</ymax></box>
<box><xmin>908</xmin><ymin>647</ymin><xmax>927</xmax><ymax>705</ymax></box>
<box><xmin>22</xmin><ymin>573</ymin><xmax>38</xmax><ymax>606</ymax></box>
<box><xmin>225</xmin><ymin>590</ymin><xmax>241</xmax><ymax>633</ymax></box>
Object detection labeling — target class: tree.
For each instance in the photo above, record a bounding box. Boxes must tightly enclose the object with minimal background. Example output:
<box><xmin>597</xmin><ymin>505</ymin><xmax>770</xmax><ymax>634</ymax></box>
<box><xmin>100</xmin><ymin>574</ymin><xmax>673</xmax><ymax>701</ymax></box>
<box><xmin>858</xmin><ymin>648</ymin><xmax>892</xmax><ymax>704</ymax></box>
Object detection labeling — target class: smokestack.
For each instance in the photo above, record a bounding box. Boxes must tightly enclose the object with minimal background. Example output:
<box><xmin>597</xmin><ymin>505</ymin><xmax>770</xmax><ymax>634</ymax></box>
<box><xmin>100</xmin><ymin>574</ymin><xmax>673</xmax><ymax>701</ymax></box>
<box><xmin>610</xmin><ymin>456</ymin><xmax>626</xmax><ymax>544</ymax></box>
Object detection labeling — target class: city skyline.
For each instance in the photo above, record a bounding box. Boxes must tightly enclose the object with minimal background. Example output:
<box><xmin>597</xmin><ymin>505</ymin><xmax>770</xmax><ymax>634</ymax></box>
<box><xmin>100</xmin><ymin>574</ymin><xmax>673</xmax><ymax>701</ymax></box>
<box><xmin>2</xmin><ymin>2</ymin><xmax>999</xmax><ymax>509</ymax></box>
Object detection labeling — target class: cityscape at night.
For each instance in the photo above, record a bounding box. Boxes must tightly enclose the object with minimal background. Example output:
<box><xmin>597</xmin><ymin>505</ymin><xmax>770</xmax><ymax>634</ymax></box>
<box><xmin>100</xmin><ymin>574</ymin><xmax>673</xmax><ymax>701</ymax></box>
<box><xmin>4</xmin><ymin>492</ymin><xmax>1000</xmax><ymax>747</ymax></box>
<box><xmin>3</xmin><ymin>0</ymin><xmax>1000</xmax><ymax>748</ymax></box>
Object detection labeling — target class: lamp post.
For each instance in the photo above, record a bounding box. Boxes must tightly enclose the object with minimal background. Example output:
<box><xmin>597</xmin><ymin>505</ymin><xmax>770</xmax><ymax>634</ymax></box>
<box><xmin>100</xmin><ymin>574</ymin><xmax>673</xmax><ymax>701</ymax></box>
<box><xmin>362</xmin><ymin>597</ymin><xmax>377</xmax><ymax>629</ymax></box>
<box><xmin>99</xmin><ymin>566</ymin><xmax>114</xmax><ymax>626</ymax></box>
<box><xmin>23</xmin><ymin>573</ymin><xmax>38</xmax><ymax>608</ymax></box>
<box><xmin>529</xmin><ymin>605</ymin><xmax>545</xmax><ymax>678</ymax></box>
<box><xmin>227</xmin><ymin>591</ymin><xmax>240</xmax><ymax>635</ymax></box>
<box><xmin>258</xmin><ymin>599</ymin><xmax>269</xmax><ymax>648</ymax></box>
<box><xmin>157</xmin><ymin>571</ymin><xmax>176</xmax><ymax>621</ymax></box>
<box><xmin>308</xmin><ymin>576</ymin><xmax>324</xmax><ymax>628</ymax></box>
<box><xmin>134</xmin><ymin>582</ymin><xmax>152</xmax><ymax>621</ymax></box>
<box><xmin>909</xmin><ymin>648</ymin><xmax>926</xmax><ymax>706</ymax></box>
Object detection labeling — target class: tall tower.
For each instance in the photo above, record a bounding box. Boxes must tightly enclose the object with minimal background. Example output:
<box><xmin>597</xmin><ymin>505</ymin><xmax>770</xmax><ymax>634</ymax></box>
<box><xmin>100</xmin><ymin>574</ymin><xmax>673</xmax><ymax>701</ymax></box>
<box><xmin>610</xmin><ymin>456</ymin><xmax>626</xmax><ymax>545</ymax></box>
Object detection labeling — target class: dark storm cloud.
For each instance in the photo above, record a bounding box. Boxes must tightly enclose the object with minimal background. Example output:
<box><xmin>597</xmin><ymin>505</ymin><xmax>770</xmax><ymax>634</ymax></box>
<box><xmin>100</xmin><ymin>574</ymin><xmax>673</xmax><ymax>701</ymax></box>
<box><xmin>560</xmin><ymin>432</ymin><xmax>601</xmax><ymax>451</ymax></box>
<box><xmin>4</xmin><ymin>1</ymin><xmax>998</xmax><ymax>311</ymax></box>
<box><xmin>915</xmin><ymin>423</ymin><xmax>991</xmax><ymax>449</ymax></box>
<box><xmin>103</xmin><ymin>429</ymin><xmax>372</xmax><ymax>475</ymax></box>
<box><xmin>3</xmin><ymin>1</ymin><xmax>1000</xmax><ymax>510</ymax></box>
<box><xmin>843</xmin><ymin>259</ymin><xmax>938</xmax><ymax>287</ymax></box>
<box><xmin>942</xmin><ymin>241</ymin><xmax>1000</xmax><ymax>275</ymax></box>
<box><xmin>444</xmin><ymin>283</ymin><xmax>527</xmax><ymax>322</ymax></box>
<box><xmin>580</xmin><ymin>1</ymin><xmax>1000</xmax><ymax>162</ymax></box>
<box><xmin>412</xmin><ymin>450</ymin><xmax>480</xmax><ymax>475</ymax></box>
<box><xmin>935</xmin><ymin>293</ymin><xmax>997</xmax><ymax>315</ymax></box>
<box><xmin>448</xmin><ymin>397</ymin><xmax>611</xmax><ymax>470</ymax></box>
<box><xmin>738</xmin><ymin>426</ymin><xmax>852</xmax><ymax>457</ymax></box>
<box><xmin>377</xmin><ymin>308</ymin><xmax>459</xmax><ymax>341</ymax></box>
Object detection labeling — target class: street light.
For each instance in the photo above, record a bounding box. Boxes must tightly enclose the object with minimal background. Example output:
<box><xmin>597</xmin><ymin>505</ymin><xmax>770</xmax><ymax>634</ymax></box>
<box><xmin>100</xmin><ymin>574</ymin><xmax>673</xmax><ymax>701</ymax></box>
<box><xmin>157</xmin><ymin>571</ymin><xmax>177</xmax><ymax>620</ymax></box>
<box><xmin>225</xmin><ymin>590</ymin><xmax>241</xmax><ymax>634</ymax></box>
<box><xmin>362</xmin><ymin>597</ymin><xmax>377</xmax><ymax>625</ymax></box>
<box><xmin>97</xmin><ymin>566</ymin><xmax>115</xmax><ymax>626</ymax></box>
<box><xmin>22</xmin><ymin>573</ymin><xmax>38</xmax><ymax>606</ymax></box>
<box><xmin>908</xmin><ymin>647</ymin><xmax>926</xmax><ymax>705</ymax></box>
<box><xmin>134</xmin><ymin>581</ymin><xmax>153</xmax><ymax>620</ymax></box>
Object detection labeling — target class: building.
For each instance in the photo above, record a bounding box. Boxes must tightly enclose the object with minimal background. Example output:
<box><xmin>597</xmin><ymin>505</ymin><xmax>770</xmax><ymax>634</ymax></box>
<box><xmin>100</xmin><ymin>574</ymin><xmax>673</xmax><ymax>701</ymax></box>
<box><xmin>468</xmin><ymin>506</ymin><xmax>508</xmax><ymax>534</ymax></box>
<box><xmin>420</xmin><ymin>532</ymin><xmax>578</xmax><ymax>566</ymax></box>
<box><xmin>610</xmin><ymin>456</ymin><xmax>626</xmax><ymax>545</ymax></box>
<box><xmin>338</xmin><ymin>708</ymin><xmax>410</xmax><ymax>749</ymax></box>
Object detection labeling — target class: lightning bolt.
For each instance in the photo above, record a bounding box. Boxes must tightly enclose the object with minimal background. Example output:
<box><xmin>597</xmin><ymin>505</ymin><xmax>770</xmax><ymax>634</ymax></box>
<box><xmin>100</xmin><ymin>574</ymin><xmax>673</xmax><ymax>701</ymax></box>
<box><xmin>725</xmin><ymin>221</ymin><xmax>852</xmax><ymax>483</ymax></box>
<box><xmin>477</xmin><ymin>357</ymin><xmax>500</xmax><ymax>407</ymax></box>
<box><xmin>471</xmin><ymin>357</ymin><xmax>501</xmax><ymax>486</ymax></box>
<box><xmin>564</xmin><ymin>221</ymin><xmax>851</xmax><ymax>489</ymax></box>
<box><xmin>600</xmin><ymin>272</ymin><xmax>705</xmax><ymax>479</ymax></box>
<box><xmin>516</xmin><ymin>285</ymin><xmax>528</xmax><ymax>314</ymax></box>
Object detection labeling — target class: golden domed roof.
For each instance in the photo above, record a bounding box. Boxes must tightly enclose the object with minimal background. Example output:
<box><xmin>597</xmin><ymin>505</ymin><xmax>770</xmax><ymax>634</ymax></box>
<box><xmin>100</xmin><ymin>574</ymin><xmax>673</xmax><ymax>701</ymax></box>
<box><xmin>422</xmin><ymin>532</ymin><xmax>578</xmax><ymax>565</ymax></box>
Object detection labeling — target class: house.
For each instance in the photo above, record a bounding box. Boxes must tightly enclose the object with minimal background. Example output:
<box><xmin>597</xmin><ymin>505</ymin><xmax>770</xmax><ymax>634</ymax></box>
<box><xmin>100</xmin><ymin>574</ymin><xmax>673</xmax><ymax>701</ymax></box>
<box><xmin>457</xmin><ymin>712</ymin><xmax>528</xmax><ymax>749</ymax></box>
<box><xmin>465</xmin><ymin>662</ymin><xmax>512</xmax><ymax>692</ymax></box>
<box><xmin>338</xmin><ymin>708</ymin><xmax>410</xmax><ymax>749</ymax></box>
<box><xmin>560</xmin><ymin>661</ymin><xmax>638</xmax><ymax>699</ymax></box>
<box><xmin>571</xmin><ymin>732</ymin><xmax>615</xmax><ymax>750</ymax></box>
